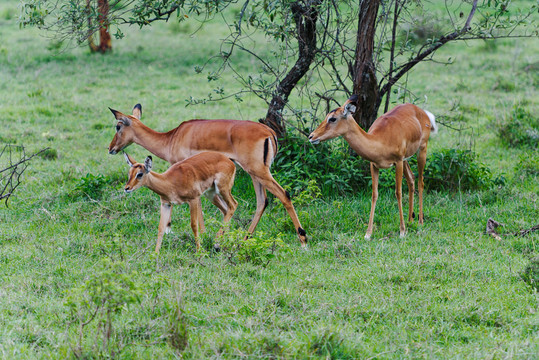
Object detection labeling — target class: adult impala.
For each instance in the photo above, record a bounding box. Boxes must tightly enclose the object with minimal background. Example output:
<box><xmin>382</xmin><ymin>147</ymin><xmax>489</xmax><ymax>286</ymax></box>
<box><xmin>108</xmin><ymin>104</ymin><xmax>307</xmax><ymax>246</ymax></box>
<box><xmin>124</xmin><ymin>152</ymin><xmax>238</xmax><ymax>253</ymax></box>
<box><xmin>309</xmin><ymin>95</ymin><xmax>437</xmax><ymax>239</ymax></box>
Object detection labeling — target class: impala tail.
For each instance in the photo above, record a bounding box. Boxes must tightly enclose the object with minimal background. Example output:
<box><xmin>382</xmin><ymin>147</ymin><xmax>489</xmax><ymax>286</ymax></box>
<box><xmin>424</xmin><ymin>110</ymin><xmax>438</xmax><ymax>135</ymax></box>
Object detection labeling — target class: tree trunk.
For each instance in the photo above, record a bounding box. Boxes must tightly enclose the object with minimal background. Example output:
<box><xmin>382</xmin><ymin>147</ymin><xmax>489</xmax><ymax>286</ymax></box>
<box><xmin>352</xmin><ymin>0</ymin><xmax>381</xmax><ymax>130</ymax></box>
<box><xmin>87</xmin><ymin>0</ymin><xmax>112</xmax><ymax>53</ymax></box>
<box><xmin>261</xmin><ymin>0</ymin><xmax>320</xmax><ymax>139</ymax></box>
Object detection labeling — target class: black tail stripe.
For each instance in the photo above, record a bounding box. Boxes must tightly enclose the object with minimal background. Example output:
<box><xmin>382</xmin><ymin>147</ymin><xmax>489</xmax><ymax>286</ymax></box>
<box><xmin>263</xmin><ymin>138</ymin><xmax>269</xmax><ymax>166</ymax></box>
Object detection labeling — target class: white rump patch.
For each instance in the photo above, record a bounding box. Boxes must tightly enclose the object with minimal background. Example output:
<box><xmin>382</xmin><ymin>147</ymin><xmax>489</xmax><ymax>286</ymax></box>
<box><xmin>424</xmin><ymin>110</ymin><xmax>438</xmax><ymax>135</ymax></box>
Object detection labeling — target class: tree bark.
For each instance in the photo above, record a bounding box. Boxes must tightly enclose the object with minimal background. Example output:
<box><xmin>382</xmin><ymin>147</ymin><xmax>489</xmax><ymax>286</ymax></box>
<box><xmin>87</xmin><ymin>0</ymin><xmax>112</xmax><ymax>53</ymax></box>
<box><xmin>261</xmin><ymin>0</ymin><xmax>320</xmax><ymax>138</ymax></box>
<box><xmin>352</xmin><ymin>0</ymin><xmax>381</xmax><ymax>130</ymax></box>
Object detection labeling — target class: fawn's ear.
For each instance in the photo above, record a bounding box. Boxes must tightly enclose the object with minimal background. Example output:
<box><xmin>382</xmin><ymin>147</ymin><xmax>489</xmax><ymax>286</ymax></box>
<box><xmin>132</xmin><ymin>104</ymin><xmax>142</xmax><ymax>120</ymax></box>
<box><xmin>109</xmin><ymin>108</ymin><xmax>132</xmax><ymax>126</ymax></box>
<box><xmin>124</xmin><ymin>152</ymin><xmax>135</xmax><ymax>167</ymax></box>
<box><xmin>144</xmin><ymin>156</ymin><xmax>153</xmax><ymax>173</ymax></box>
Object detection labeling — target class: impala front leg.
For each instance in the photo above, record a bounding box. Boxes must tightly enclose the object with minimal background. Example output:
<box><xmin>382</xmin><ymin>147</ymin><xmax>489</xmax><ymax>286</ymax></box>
<box><xmin>188</xmin><ymin>199</ymin><xmax>202</xmax><ymax>252</ymax></box>
<box><xmin>403</xmin><ymin>161</ymin><xmax>415</xmax><ymax>222</ymax></box>
<box><xmin>395</xmin><ymin>160</ymin><xmax>406</xmax><ymax>237</ymax></box>
<box><xmin>365</xmin><ymin>163</ymin><xmax>379</xmax><ymax>239</ymax></box>
<box><xmin>156</xmin><ymin>202</ymin><xmax>173</xmax><ymax>253</ymax></box>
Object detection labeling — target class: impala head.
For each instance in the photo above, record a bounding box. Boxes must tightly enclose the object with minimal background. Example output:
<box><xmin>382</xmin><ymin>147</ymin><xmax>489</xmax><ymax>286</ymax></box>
<box><xmin>108</xmin><ymin>104</ymin><xmax>143</xmax><ymax>155</ymax></box>
<box><xmin>309</xmin><ymin>95</ymin><xmax>358</xmax><ymax>144</ymax></box>
<box><xmin>124</xmin><ymin>153</ymin><xmax>153</xmax><ymax>193</ymax></box>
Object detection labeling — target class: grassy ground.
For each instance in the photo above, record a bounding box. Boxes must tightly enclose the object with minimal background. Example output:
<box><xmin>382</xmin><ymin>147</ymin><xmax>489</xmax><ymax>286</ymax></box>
<box><xmin>1</xmin><ymin>0</ymin><xmax>538</xmax><ymax>358</ymax></box>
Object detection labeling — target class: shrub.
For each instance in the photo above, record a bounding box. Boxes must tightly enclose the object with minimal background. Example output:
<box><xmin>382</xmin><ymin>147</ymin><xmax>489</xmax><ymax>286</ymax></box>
<box><xmin>498</xmin><ymin>105</ymin><xmax>539</xmax><ymax>149</ymax></box>
<box><xmin>72</xmin><ymin>173</ymin><xmax>112</xmax><ymax>200</ymax></box>
<box><xmin>272</xmin><ymin>133</ymin><xmax>370</xmax><ymax>197</ymax></box>
<box><xmin>219</xmin><ymin>229</ymin><xmax>287</xmax><ymax>267</ymax></box>
<box><xmin>516</xmin><ymin>153</ymin><xmax>539</xmax><ymax>177</ymax></box>
<box><xmin>418</xmin><ymin>148</ymin><xmax>502</xmax><ymax>191</ymax></box>
<box><xmin>521</xmin><ymin>257</ymin><xmax>539</xmax><ymax>292</ymax></box>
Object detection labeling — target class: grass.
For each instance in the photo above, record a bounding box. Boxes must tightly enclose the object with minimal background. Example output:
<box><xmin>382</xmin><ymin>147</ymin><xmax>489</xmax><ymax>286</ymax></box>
<box><xmin>1</xmin><ymin>0</ymin><xmax>538</xmax><ymax>358</ymax></box>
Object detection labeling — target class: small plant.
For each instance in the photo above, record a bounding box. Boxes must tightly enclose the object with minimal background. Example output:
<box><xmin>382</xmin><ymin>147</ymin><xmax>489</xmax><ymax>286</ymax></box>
<box><xmin>521</xmin><ymin>257</ymin><xmax>539</xmax><ymax>292</ymax></box>
<box><xmin>72</xmin><ymin>173</ymin><xmax>111</xmax><ymax>200</ymax></box>
<box><xmin>64</xmin><ymin>260</ymin><xmax>142</xmax><ymax>358</ymax></box>
<box><xmin>38</xmin><ymin>148</ymin><xmax>58</xmax><ymax>160</ymax></box>
<box><xmin>498</xmin><ymin>105</ymin><xmax>539</xmax><ymax>149</ymax></box>
<box><xmin>219</xmin><ymin>229</ymin><xmax>287</xmax><ymax>267</ymax></box>
<box><xmin>516</xmin><ymin>153</ymin><xmax>539</xmax><ymax>177</ymax></box>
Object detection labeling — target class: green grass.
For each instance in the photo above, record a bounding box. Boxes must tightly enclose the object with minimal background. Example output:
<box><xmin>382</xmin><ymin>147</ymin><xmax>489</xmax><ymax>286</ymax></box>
<box><xmin>1</xmin><ymin>0</ymin><xmax>538</xmax><ymax>358</ymax></box>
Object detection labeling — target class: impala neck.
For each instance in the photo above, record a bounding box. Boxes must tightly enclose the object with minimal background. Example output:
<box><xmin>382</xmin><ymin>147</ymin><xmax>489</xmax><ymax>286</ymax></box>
<box><xmin>133</xmin><ymin>121</ymin><xmax>174</xmax><ymax>163</ymax></box>
<box><xmin>144</xmin><ymin>171</ymin><xmax>172</xmax><ymax>199</ymax></box>
<box><xmin>342</xmin><ymin>121</ymin><xmax>381</xmax><ymax>163</ymax></box>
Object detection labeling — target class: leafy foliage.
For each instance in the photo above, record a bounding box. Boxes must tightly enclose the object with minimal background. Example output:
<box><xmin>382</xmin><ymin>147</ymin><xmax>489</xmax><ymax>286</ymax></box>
<box><xmin>219</xmin><ymin>229</ymin><xmax>287</xmax><ymax>267</ymax></box>
<box><xmin>418</xmin><ymin>148</ymin><xmax>503</xmax><ymax>191</ymax></box>
<box><xmin>521</xmin><ymin>257</ymin><xmax>539</xmax><ymax>292</ymax></box>
<box><xmin>72</xmin><ymin>173</ymin><xmax>112</xmax><ymax>200</ymax></box>
<box><xmin>498</xmin><ymin>105</ymin><xmax>539</xmax><ymax>149</ymax></box>
<box><xmin>273</xmin><ymin>133</ymin><xmax>370</xmax><ymax>197</ymax></box>
<box><xmin>516</xmin><ymin>153</ymin><xmax>539</xmax><ymax>177</ymax></box>
<box><xmin>274</xmin><ymin>134</ymin><xmax>500</xmax><ymax>195</ymax></box>
<box><xmin>64</xmin><ymin>260</ymin><xmax>142</xmax><ymax>358</ymax></box>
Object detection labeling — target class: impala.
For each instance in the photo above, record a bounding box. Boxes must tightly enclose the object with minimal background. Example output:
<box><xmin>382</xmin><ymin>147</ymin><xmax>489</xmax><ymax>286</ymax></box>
<box><xmin>108</xmin><ymin>104</ymin><xmax>307</xmax><ymax>246</ymax></box>
<box><xmin>123</xmin><ymin>152</ymin><xmax>238</xmax><ymax>253</ymax></box>
<box><xmin>309</xmin><ymin>95</ymin><xmax>437</xmax><ymax>239</ymax></box>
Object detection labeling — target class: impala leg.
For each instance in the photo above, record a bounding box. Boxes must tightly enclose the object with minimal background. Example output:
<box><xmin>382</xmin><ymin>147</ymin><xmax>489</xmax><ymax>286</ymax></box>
<box><xmin>395</xmin><ymin>160</ymin><xmax>406</xmax><ymax>237</ymax></box>
<box><xmin>365</xmin><ymin>163</ymin><xmax>379</xmax><ymax>239</ymax></box>
<box><xmin>417</xmin><ymin>145</ymin><xmax>428</xmax><ymax>225</ymax></box>
<box><xmin>216</xmin><ymin>189</ymin><xmax>238</xmax><ymax>237</ymax></box>
<box><xmin>254</xmin><ymin>173</ymin><xmax>307</xmax><ymax>247</ymax></box>
<box><xmin>403</xmin><ymin>161</ymin><xmax>415</xmax><ymax>222</ymax></box>
<box><xmin>246</xmin><ymin>178</ymin><xmax>268</xmax><ymax>236</ymax></box>
<box><xmin>156</xmin><ymin>202</ymin><xmax>173</xmax><ymax>253</ymax></box>
<box><xmin>196</xmin><ymin>198</ymin><xmax>206</xmax><ymax>234</ymax></box>
<box><xmin>188</xmin><ymin>199</ymin><xmax>202</xmax><ymax>252</ymax></box>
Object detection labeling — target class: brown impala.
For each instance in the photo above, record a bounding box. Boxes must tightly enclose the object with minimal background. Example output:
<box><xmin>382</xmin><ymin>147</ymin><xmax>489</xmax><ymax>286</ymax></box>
<box><xmin>123</xmin><ymin>152</ymin><xmax>237</xmax><ymax>253</ymax></box>
<box><xmin>309</xmin><ymin>95</ymin><xmax>438</xmax><ymax>239</ymax></box>
<box><xmin>109</xmin><ymin>104</ymin><xmax>307</xmax><ymax>246</ymax></box>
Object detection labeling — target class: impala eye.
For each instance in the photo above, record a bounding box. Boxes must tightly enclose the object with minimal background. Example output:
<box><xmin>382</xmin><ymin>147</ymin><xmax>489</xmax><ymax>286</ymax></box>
<box><xmin>116</xmin><ymin>124</ymin><xmax>121</xmax><ymax>132</ymax></box>
<box><xmin>136</xmin><ymin>172</ymin><xmax>143</xmax><ymax>179</ymax></box>
<box><xmin>328</xmin><ymin>117</ymin><xmax>337</xmax><ymax>123</ymax></box>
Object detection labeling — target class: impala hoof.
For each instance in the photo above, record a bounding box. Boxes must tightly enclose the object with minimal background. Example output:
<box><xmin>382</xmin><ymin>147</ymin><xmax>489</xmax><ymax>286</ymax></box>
<box><xmin>399</xmin><ymin>231</ymin><xmax>406</xmax><ymax>238</ymax></box>
<box><xmin>364</xmin><ymin>233</ymin><xmax>371</xmax><ymax>240</ymax></box>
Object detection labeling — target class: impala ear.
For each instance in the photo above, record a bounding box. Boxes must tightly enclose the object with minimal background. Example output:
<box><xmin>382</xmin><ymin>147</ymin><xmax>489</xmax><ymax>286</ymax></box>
<box><xmin>124</xmin><ymin>152</ymin><xmax>135</xmax><ymax>167</ymax></box>
<box><xmin>343</xmin><ymin>95</ymin><xmax>358</xmax><ymax>116</ymax></box>
<box><xmin>132</xmin><ymin>104</ymin><xmax>142</xmax><ymax>120</ymax></box>
<box><xmin>144</xmin><ymin>156</ymin><xmax>153</xmax><ymax>173</ymax></box>
<box><xmin>109</xmin><ymin>108</ymin><xmax>132</xmax><ymax>126</ymax></box>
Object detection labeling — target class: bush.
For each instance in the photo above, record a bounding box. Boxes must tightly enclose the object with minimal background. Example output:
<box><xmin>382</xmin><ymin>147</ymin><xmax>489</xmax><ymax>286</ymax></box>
<box><xmin>273</xmin><ymin>132</ymin><xmax>500</xmax><ymax>195</ymax></box>
<box><xmin>72</xmin><ymin>173</ymin><xmax>112</xmax><ymax>200</ymax></box>
<box><xmin>498</xmin><ymin>105</ymin><xmax>539</xmax><ymax>149</ymax></box>
<box><xmin>272</xmin><ymin>133</ymin><xmax>370</xmax><ymax>197</ymax></box>
<box><xmin>419</xmin><ymin>148</ymin><xmax>502</xmax><ymax>191</ymax></box>
<box><xmin>516</xmin><ymin>153</ymin><xmax>539</xmax><ymax>177</ymax></box>
<box><xmin>521</xmin><ymin>257</ymin><xmax>539</xmax><ymax>292</ymax></box>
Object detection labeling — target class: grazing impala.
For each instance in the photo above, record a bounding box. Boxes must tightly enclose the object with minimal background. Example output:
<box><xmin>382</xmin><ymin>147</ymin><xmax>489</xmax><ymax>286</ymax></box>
<box><xmin>109</xmin><ymin>104</ymin><xmax>307</xmax><ymax>246</ymax></box>
<box><xmin>123</xmin><ymin>152</ymin><xmax>238</xmax><ymax>253</ymax></box>
<box><xmin>309</xmin><ymin>95</ymin><xmax>437</xmax><ymax>239</ymax></box>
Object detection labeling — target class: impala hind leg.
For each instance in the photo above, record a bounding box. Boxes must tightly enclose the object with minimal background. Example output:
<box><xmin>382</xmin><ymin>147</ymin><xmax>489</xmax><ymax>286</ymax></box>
<box><xmin>395</xmin><ymin>161</ymin><xmax>406</xmax><ymax>237</ymax></box>
<box><xmin>254</xmin><ymin>173</ymin><xmax>307</xmax><ymax>246</ymax></box>
<box><xmin>403</xmin><ymin>161</ymin><xmax>415</xmax><ymax>222</ymax></box>
<box><xmin>365</xmin><ymin>163</ymin><xmax>379</xmax><ymax>239</ymax></box>
<box><xmin>156</xmin><ymin>202</ymin><xmax>173</xmax><ymax>253</ymax></box>
<box><xmin>246</xmin><ymin>178</ymin><xmax>268</xmax><ymax>237</ymax></box>
<box><xmin>417</xmin><ymin>145</ymin><xmax>428</xmax><ymax>224</ymax></box>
